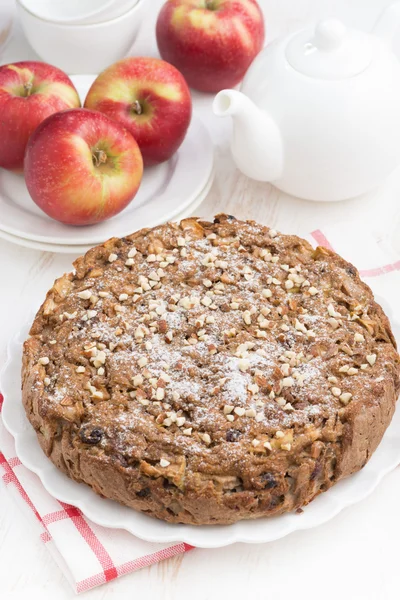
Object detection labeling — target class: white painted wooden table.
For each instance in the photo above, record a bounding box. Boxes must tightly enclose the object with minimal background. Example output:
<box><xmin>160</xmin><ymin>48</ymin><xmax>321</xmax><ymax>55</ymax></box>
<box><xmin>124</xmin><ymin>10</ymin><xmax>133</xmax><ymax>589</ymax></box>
<box><xmin>2</xmin><ymin>1</ymin><xmax>400</xmax><ymax>598</ymax></box>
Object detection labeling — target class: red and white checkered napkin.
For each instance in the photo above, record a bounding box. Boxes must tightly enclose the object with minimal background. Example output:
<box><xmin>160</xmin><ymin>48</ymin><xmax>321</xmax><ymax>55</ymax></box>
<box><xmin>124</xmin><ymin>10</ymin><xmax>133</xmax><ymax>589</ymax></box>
<box><xmin>0</xmin><ymin>419</ymin><xmax>193</xmax><ymax>593</ymax></box>
<box><xmin>1</xmin><ymin>222</ymin><xmax>399</xmax><ymax>594</ymax></box>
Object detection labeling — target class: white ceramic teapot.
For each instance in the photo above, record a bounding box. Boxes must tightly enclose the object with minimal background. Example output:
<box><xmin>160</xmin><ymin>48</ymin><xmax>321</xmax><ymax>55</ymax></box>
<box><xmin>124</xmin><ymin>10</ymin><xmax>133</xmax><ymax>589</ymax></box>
<box><xmin>213</xmin><ymin>3</ymin><xmax>400</xmax><ymax>202</ymax></box>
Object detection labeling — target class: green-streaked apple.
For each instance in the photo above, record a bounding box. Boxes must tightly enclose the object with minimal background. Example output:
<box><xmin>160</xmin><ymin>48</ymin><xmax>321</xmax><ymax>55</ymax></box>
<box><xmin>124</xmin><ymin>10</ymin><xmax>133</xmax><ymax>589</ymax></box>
<box><xmin>0</xmin><ymin>61</ymin><xmax>81</xmax><ymax>171</ymax></box>
<box><xmin>156</xmin><ymin>0</ymin><xmax>265</xmax><ymax>93</ymax></box>
<box><xmin>24</xmin><ymin>108</ymin><xmax>143</xmax><ymax>226</ymax></box>
<box><xmin>84</xmin><ymin>57</ymin><xmax>192</xmax><ymax>166</ymax></box>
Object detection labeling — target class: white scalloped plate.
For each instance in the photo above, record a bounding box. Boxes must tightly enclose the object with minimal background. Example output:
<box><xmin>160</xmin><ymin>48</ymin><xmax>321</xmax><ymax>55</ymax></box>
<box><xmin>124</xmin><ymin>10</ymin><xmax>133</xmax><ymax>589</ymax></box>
<box><xmin>0</xmin><ymin>75</ymin><xmax>214</xmax><ymax>246</ymax></box>
<box><xmin>0</xmin><ymin>168</ymin><xmax>214</xmax><ymax>254</ymax></box>
<box><xmin>2</xmin><ymin>297</ymin><xmax>400</xmax><ymax>548</ymax></box>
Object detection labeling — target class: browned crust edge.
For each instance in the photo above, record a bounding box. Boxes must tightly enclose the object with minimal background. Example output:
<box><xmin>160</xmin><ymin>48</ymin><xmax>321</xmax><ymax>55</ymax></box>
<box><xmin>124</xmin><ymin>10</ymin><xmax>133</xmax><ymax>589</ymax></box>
<box><xmin>21</xmin><ymin>215</ymin><xmax>400</xmax><ymax>525</ymax></box>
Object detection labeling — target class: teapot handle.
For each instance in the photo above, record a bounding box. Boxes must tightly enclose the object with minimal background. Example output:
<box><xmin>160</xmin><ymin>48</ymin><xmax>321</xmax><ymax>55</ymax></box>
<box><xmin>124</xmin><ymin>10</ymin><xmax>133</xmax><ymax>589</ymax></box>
<box><xmin>373</xmin><ymin>1</ymin><xmax>400</xmax><ymax>44</ymax></box>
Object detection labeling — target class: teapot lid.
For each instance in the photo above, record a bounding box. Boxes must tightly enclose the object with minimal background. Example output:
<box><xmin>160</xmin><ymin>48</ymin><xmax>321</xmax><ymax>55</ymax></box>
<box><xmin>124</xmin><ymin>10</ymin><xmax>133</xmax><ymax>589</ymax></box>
<box><xmin>285</xmin><ymin>18</ymin><xmax>373</xmax><ymax>80</ymax></box>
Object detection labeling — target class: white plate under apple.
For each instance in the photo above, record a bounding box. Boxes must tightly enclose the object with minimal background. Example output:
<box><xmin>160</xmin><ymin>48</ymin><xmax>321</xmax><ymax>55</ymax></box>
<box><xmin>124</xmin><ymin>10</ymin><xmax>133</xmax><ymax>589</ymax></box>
<box><xmin>0</xmin><ymin>74</ymin><xmax>214</xmax><ymax>250</ymax></box>
<box><xmin>0</xmin><ymin>175</ymin><xmax>214</xmax><ymax>254</ymax></box>
<box><xmin>2</xmin><ymin>298</ymin><xmax>400</xmax><ymax>549</ymax></box>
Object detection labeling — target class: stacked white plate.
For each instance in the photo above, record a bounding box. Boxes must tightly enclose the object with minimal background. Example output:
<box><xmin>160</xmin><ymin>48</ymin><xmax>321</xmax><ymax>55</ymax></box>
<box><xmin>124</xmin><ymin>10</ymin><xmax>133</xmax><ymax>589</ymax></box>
<box><xmin>0</xmin><ymin>75</ymin><xmax>215</xmax><ymax>254</ymax></box>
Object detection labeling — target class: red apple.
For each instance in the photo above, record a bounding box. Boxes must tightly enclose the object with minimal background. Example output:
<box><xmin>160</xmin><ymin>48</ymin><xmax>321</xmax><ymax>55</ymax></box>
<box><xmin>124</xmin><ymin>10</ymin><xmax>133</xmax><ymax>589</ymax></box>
<box><xmin>84</xmin><ymin>57</ymin><xmax>192</xmax><ymax>166</ymax></box>
<box><xmin>0</xmin><ymin>61</ymin><xmax>81</xmax><ymax>171</ymax></box>
<box><xmin>24</xmin><ymin>109</ymin><xmax>143</xmax><ymax>226</ymax></box>
<box><xmin>156</xmin><ymin>0</ymin><xmax>265</xmax><ymax>93</ymax></box>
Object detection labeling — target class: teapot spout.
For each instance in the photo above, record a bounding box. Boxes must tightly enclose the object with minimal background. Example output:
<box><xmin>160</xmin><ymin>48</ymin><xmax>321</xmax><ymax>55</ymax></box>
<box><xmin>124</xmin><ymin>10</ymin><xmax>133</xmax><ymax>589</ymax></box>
<box><xmin>373</xmin><ymin>1</ymin><xmax>400</xmax><ymax>45</ymax></box>
<box><xmin>213</xmin><ymin>90</ymin><xmax>284</xmax><ymax>183</ymax></box>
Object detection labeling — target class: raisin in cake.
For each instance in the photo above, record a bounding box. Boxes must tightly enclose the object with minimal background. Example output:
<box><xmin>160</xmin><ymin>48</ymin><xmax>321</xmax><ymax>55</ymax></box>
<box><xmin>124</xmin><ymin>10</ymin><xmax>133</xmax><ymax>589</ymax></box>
<box><xmin>22</xmin><ymin>215</ymin><xmax>400</xmax><ymax>525</ymax></box>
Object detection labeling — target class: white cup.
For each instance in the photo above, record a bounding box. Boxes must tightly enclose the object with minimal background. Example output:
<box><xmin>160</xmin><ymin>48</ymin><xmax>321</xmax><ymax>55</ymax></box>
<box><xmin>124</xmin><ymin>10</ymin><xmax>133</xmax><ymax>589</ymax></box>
<box><xmin>17</xmin><ymin>0</ymin><xmax>145</xmax><ymax>74</ymax></box>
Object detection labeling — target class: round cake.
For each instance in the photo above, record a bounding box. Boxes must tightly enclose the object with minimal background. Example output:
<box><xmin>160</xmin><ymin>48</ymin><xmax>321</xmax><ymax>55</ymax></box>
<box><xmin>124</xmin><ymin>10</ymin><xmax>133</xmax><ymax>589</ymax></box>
<box><xmin>22</xmin><ymin>215</ymin><xmax>400</xmax><ymax>525</ymax></box>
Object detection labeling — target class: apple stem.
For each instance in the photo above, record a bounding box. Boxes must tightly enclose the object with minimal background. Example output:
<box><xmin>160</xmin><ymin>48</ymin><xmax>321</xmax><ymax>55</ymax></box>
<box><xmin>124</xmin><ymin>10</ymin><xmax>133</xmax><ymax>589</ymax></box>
<box><xmin>92</xmin><ymin>149</ymin><xmax>108</xmax><ymax>167</ymax></box>
<box><xmin>24</xmin><ymin>82</ymin><xmax>33</xmax><ymax>97</ymax></box>
<box><xmin>132</xmin><ymin>100</ymin><xmax>143</xmax><ymax>115</ymax></box>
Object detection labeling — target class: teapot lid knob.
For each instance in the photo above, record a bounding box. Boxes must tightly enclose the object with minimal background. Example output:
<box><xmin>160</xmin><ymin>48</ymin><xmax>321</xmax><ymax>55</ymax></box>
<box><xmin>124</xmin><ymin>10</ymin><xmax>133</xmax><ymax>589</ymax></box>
<box><xmin>285</xmin><ymin>17</ymin><xmax>373</xmax><ymax>80</ymax></box>
<box><xmin>314</xmin><ymin>19</ymin><xmax>346</xmax><ymax>51</ymax></box>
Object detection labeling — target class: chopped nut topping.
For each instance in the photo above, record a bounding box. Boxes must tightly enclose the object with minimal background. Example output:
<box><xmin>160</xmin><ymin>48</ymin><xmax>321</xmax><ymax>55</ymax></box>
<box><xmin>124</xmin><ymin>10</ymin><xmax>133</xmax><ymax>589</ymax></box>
<box><xmin>245</xmin><ymin>408</ymin><xmax>256</xmax><ymax>418</ymax></box>
<box><xmin>367</xmin><ymin>354</ymin><xmax>377</xmax><ymax>366</ymax></box>
<box><xmin>78</xmin><ymin>290</ymin><xmax>92</xmax><ymax>300</ymax></box>
<box><xmin>248</xmin><ymin>383</ymin><xmax>259</xmax><ymax>394</ymax></box>
<box><xmin>328</xmin><ymin>304</ymin><xmax>341</xmax><ymax>318</ymax></box>
<box><xmin>108</xmin><ymin>253</ymin><xmax>118</xmax><ymax>263</ymax></box>
<box><xmin>38</xmin><ymin>357</ymin><xmax>49</xmax><ymax>365</ymax></box>
<box><xmin>331</xmin><ymin>387</ymin><xmax>341</xmax><ymax>397</ymax></box>
<box><xmin>340</xmin><ymin>392</ymin><xmax>353</xmax><ymax>405</ymax></box>
<box><xmin>133</xmin><ymin>374</ymin><xmax>143</xmax><ymax>386</ymax></box>
<box><xmin>242</xmin><ymin>310</ymin><xmax>252</xmax><ymax>325</ymax></box>
<box><xmin>238</xmin><ymin>359</ymin><xmax>250</xmax><ymax>372</ymax></box>
<box><xmin>76</xmin><ymin>366</ymin><xmax>86</xmax><ymax>374</ymax></box>
<box><xmin>281</xmin><ymin>363</ymin><xmax>290</xmax><ymax>377</ymax></box>
<box><xmin>201</xmin><ymin>296</ymin><xmax>212</xmax><ymax>307</ymax></box>
<box><xmin>160</xmin><ymin>459</ymin><xmax>170</xmax><ymax>467</ymax></box>
<box><xmin>295</xmin><ymin>319</ymin><xmax>307</xmax><ymax>333</ymax></box>
<box><xmin>327</xmin><ymin>318</ymin><xmax>339</xmax><ymax>330</ymax></box>
<box><xmin>156</xmin><ymin>388</ymin><xmax>165</xmax><ymax>400</ymax></box>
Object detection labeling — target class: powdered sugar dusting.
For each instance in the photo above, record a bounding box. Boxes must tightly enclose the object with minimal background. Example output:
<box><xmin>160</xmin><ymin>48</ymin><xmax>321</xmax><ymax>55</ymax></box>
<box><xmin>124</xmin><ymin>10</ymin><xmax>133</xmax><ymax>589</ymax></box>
<box><xmin>31</xmin><ymin>216</ymin><xmax>393</xmax><ymax>460</ymax></box>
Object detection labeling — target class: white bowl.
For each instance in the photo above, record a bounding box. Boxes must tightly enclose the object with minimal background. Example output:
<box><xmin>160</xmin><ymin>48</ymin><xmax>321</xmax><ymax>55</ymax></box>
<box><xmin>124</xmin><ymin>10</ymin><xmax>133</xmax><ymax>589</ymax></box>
<box><xmin>18</xmin><ymin>0</ymin><xmax>140</xmax><ymax>26</ymax></box>
<box><xmin>17</xmin><ymin>0</ymin><xmax>116</xmax><ymax>24</ymax></box>
<box><xmin>16</xmin><ymin>0</ymin><xmax>145</xmax><ymax>74</ymax></box>
<box><xmin>80</xmin><ymin>0</ymin><xmax>141</xmax><ymax>25</ymax></box>
<box><xmin>0</xmin><ymin>0</ymin><xmax>14</xmax><ymax>55</ymax></box>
